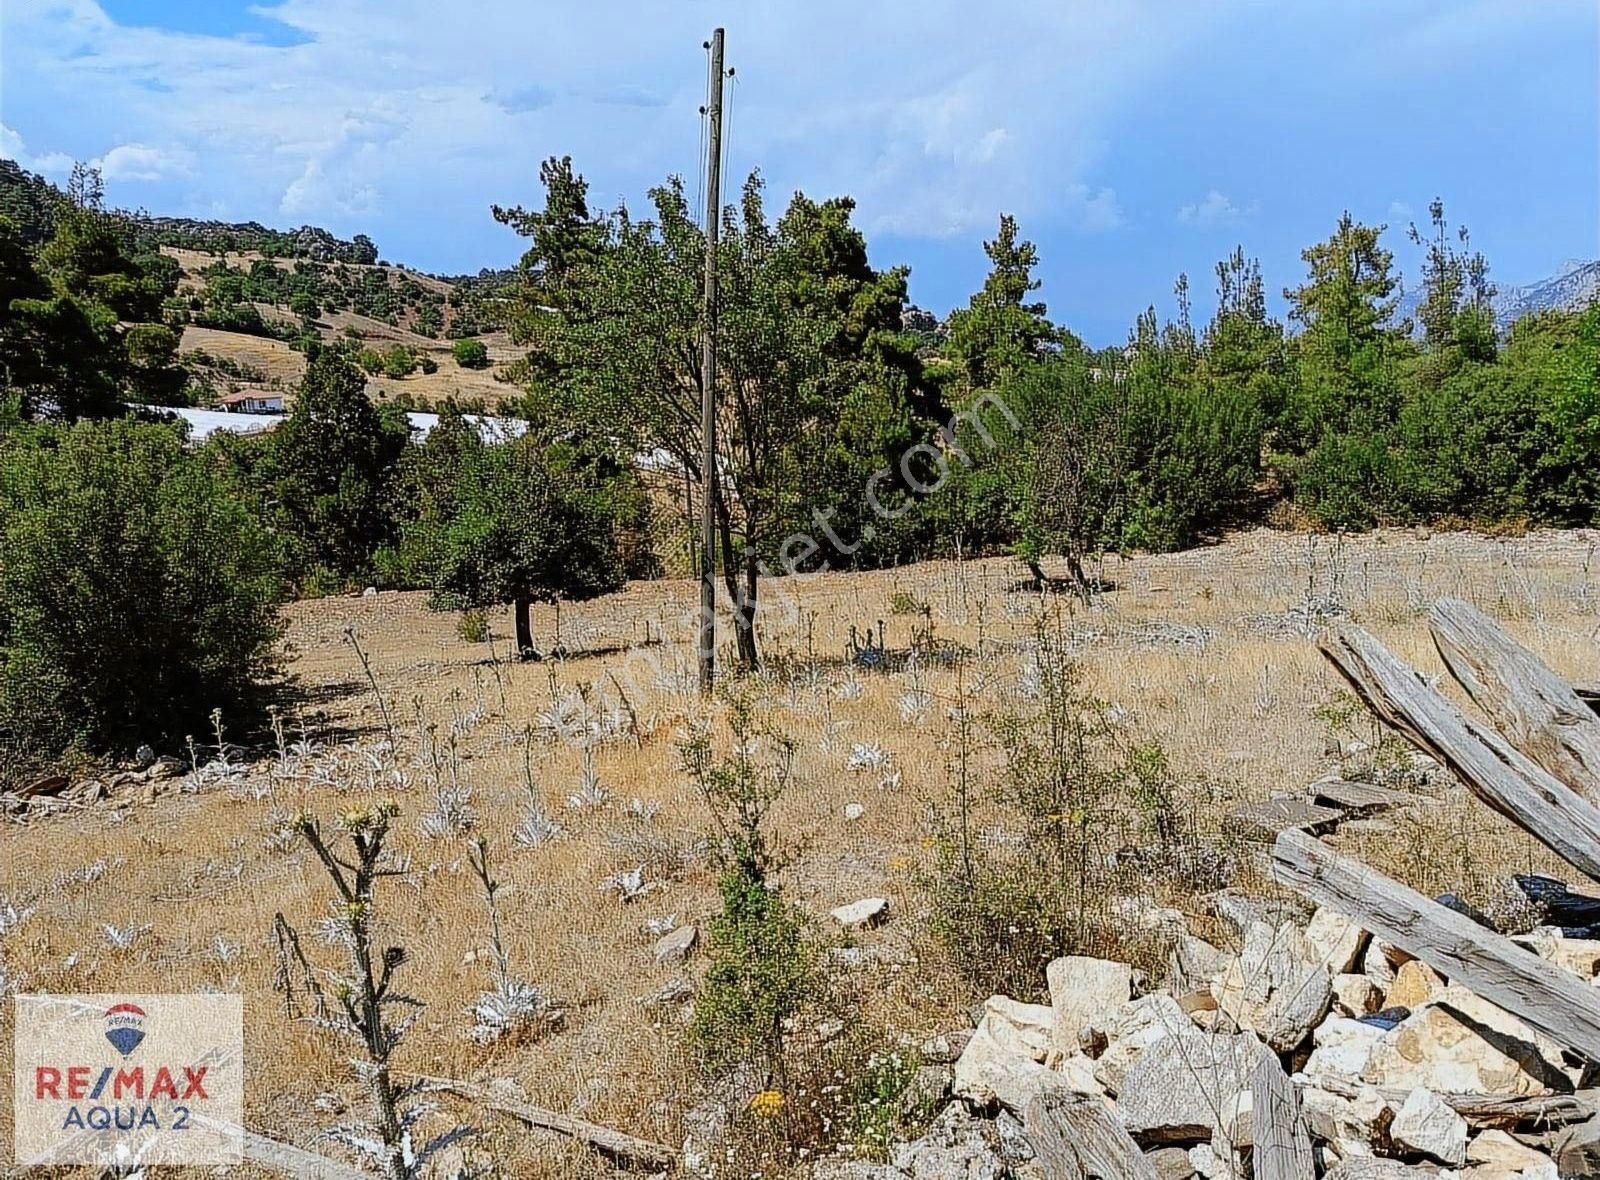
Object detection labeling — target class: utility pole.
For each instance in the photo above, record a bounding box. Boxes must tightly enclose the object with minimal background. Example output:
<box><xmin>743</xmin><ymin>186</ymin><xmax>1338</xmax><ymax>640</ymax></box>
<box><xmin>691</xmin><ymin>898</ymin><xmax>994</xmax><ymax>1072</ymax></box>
<box><xmin>697</xmin><ymin>27</ymin><xmax>726</xmax><ymax>696</ymax></box>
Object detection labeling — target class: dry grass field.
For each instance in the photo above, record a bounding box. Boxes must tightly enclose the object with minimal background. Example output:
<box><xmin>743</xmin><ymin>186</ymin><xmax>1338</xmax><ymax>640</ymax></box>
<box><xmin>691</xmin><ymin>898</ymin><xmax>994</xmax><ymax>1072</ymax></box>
<box><xmin>4</xmin><ymin>526</ymin><xmax>1599</xmax><ymax>1176</ymax></box>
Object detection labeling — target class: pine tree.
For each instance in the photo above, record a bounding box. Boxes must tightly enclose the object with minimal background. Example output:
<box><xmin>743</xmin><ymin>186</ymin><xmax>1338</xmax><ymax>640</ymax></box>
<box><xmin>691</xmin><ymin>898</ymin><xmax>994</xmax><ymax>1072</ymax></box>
<box><xmin>945</xmin><ymin>214</ymin><xmax>1058</xmax><ymax>389</ymax></box>
<box><xmin>268</xmin><ymin>348</ymin><xmax>409</xmax><ymax>586</ymax></box>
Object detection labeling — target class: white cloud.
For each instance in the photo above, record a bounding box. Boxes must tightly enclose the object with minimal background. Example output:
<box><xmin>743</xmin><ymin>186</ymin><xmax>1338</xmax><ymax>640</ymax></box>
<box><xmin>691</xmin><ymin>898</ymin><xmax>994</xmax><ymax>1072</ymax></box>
<box><xmin>0</xmin><ymin>123</ymin><xmax>74</xmax><ymax>177</ymax></box>
<box><xmin>1071</xmin><ymin>185</ymin><xmax>1126</xmax><ymax>232</ymax></box>
<box><xmin>96</xmin><ymin>143</ymin><xmax>195</xmax><ymax>182</ymax></box>
<box><xmin>1177</xmin><ymin>189</ymin><xmax>1255</xmax><ymax>226</ymax></box>
<box><xmin>0</xmin><ymin>0</ymin><xmax>1230</xmax><ymax>247</ymax></box>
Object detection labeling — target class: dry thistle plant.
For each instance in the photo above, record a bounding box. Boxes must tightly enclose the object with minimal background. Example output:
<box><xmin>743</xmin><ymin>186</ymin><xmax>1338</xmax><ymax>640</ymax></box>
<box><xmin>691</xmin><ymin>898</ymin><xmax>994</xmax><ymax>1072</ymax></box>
<box><xmin>511</xmin><ymin>727</ymin><xmax>562</xmax><ymax>848</ymax></box>
<box><xmin>293</xmin><ymin>803</ymin><xmax>470</xmax><ymax>1179</ymax></box>
<box><xmin>419</xmin><ymin>730</ymin><xmax>475</xmax><ymax>838</ymax></box>
<box><xmin>463</xmin><ymin>836</ymin><xmax>556</xmax><ymax>1044</ymax></box>
<box><xmin>344</xmin><ymin>626</ymin><xmax>398</xmax><ymax>754</ymax></box>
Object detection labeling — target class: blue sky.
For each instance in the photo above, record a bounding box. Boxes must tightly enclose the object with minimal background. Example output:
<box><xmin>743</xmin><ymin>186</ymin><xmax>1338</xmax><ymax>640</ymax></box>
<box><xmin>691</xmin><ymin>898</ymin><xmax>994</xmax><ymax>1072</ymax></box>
<box><xmin>3</xmin><ymin>0</ymin><xmax>1596</xmax><ymax>344</ymax></box>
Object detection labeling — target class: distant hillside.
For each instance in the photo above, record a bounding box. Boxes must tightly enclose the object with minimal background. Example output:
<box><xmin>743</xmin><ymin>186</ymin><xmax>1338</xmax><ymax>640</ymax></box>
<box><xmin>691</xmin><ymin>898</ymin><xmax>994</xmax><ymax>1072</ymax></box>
<box><xmin>1394</xmin><ymin>258</ymin><xmax>1600</xmax><ymax>333</ymax></box>
<box><xmin>0</xmin><ymin>158</ymin><xmax>521</xmax><ymax>412</ymax></box>
<box><xmin>159</xmin><ymin>246</ymin><xmax>520</xmax><ymax>409</ymax></box>
<box><xmin>0</xmin><ymin>158</ymin><xmax>380</xmax><ymax>263</ymax></box>
<box><xmin>137</xmin><ymin>216</ymin><xmax>379</xmax><ymax>264</ymax></box>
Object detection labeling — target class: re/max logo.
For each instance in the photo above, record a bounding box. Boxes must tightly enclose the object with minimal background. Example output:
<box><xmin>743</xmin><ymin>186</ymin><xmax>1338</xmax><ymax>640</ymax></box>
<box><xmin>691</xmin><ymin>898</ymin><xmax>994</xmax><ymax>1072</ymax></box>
<box><xmin>34</xmin><ymin>1066</ymin><xmax>210</xmax><ymax>1101</ymax></box>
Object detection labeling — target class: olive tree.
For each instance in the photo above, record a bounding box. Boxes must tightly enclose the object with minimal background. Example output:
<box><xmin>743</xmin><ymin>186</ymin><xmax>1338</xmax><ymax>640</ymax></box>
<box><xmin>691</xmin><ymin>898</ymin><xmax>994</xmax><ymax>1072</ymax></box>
<box><xmin>421</xmin><ymin>435</ymin><xmax>625</xmax><ymax>657</ymax></box>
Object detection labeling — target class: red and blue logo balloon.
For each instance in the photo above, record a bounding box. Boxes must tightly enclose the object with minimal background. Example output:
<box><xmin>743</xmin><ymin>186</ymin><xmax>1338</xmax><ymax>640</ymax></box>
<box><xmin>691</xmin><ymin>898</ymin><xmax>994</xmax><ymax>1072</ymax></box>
<box><xmin>103</xmin><ymin>1002</ymin><xmax>146</xmax><ymax>1056</ymax></box>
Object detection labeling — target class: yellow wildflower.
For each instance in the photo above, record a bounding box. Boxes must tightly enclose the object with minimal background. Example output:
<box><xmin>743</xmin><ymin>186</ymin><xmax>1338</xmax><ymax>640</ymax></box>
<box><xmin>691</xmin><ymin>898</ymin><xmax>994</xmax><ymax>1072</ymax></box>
<box><xmin>748</xmin><ymin>1090</ymin><xmax>785</xmax><ymax>1119</ymax></box>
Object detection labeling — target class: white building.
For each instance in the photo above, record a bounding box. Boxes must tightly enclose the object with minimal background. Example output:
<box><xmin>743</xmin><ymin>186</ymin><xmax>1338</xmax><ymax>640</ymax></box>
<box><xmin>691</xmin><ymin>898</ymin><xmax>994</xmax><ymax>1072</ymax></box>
<box><xmin>217</xmin><ymin>389</ymin><xmax>287</xmax><ymax>415</ymax></box>
<box><xmin>132</xmin><ymin>406</ymin><xmax>528</xmax><ymax>445</ymax></box>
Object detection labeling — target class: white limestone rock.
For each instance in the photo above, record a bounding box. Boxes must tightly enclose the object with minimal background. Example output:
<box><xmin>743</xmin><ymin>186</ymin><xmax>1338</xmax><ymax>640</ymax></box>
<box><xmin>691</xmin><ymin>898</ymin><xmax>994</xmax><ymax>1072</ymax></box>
<box><xmin>1303</xmin><ymin>1016</ymin><xmax>1387</xmax><ymax>1082</ymax></box>
<box><xmin>1332</xmin><ymin>973</ymin><xmax>1383</xmax><ymax>1017</ymax></box>
<box><xmin>831</xmin><ymin>897</ymin><xmax>890</xmax><ymax>928</ymax></box>
<box><xmin>1211</xmin><ymin>920</ymin><xmax>1332</xmax><ymax>1052</ymax></box>
<box><xmin>1299</xmin><ymin>1081</ymin><xmax>1390</xmax><ymax>1156</ymax></box>
<box><xmin>952</xmin><ymin>1014</ymin><xmax>1100</xmax><ymax>1114</ymax></box>
<box><xmin>1467</xmin><ymin>1129</ymin><xmax>1558</xmax><ymax>1176</ymax></box>
<box><xmin>1363</xmin><ymin>987</ymin><xmax>1566</xmax><ymax>1097</ymax></box>
<box><xmin>1118</xmin><ymin>1030</ymin><xmax>1272</xmax><ymax>1145</ymax></box>
<box><xmin>653</xmin><ymin>923</ymin><xmax>698</xmax><ymax>964</ymax></box>
<box><xmin>1046</xmin><ymin>955</ymin><xmax>1132</xmax><ymax>1061</ymax></box>
<box><xmin>1518</xmin><ymin>926</ymin><xmax>1600</xmax><ymax>978</ymax></box>
<box><xmin>1306</xmin><ymin>907</ymin><xmax>1369</xmax><ymax>974</ymax></box>
<box><xmin>981</xmin><ymin>995</ymin><xmax>1055</xmax><ymax>1061</ymax></box>
<box><xmin>1361</xmin><ymin>939</ymin><xmax>1412</xmax><ymax>991</ymax></box>
<box><xmin>1170</xmin><ymin>934</ymin><xmax>1230</xmax><ymax>995</ymax></box>
<box><xmin>1092</xmin><ymin>993</ymin><xmax>1195</xmax><ymax>1095</ymax></box>
<box><xmin>1389</xmin><ymin>1087</ymin><xmax>1466</xmax><ymax>1166</ymax></box>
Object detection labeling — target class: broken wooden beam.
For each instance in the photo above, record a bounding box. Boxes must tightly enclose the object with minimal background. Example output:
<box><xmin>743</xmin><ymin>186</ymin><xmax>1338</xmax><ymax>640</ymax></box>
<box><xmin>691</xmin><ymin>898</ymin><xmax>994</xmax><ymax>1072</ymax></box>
<box><xmin>238</xmin><ymin>1129</ymin><xmax>370</xmax><ymax>1179</ymax></box>
<box><xmin>1320</xmin><ymin>624</ymin><xmax>1600</xmax><ymax>883</ymax></box>
<box><xmin>1306</xmin><ymin>780</ymin><xmax>1416</xmax><ymax>816</ymax></box>
<box><xmin>1227</xmin><ymin>798</ymin><xmax>1345</xmax><ymax>840</ymax></box>
<box><xmin>1430</xmin><ymin>598</ymin><xmax>1600</xmax><ymax>804</ymax></box>
<box><xmin>1309</xmin><ymin>1075</ymin><xmax>1595</xmax><ymax>1130</ymax></box>
<box><xmin>411</xmin><ymin>1074</ymin><xmax>676</xmax><ymax>1171</ymax></box>
<box><xmin>1271</xmin><ymin>829</ymin><xmax>1600</xmax><ymax>1062</ymax></box>
<box><xmin>1024</xmin><ymin>1091</ymin><xmax>1160</xmax><ymax>1180</ymax></box>
<box><xmin>1250</xmin><ymin>1053</ymin><xmax>1314</xmax><ymax>1180</ymax></box>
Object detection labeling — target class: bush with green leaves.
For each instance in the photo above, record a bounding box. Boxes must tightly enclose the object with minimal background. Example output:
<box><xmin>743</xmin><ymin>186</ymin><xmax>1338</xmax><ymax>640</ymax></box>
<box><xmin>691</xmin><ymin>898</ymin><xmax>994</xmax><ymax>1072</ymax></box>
<box><xmin>0</xmin><ymin>418</ymin><xmax>284</xmax><ymax>778</ymax></box>
<box><xmin>452</xmin><ymin>338</ymin><xmax>489</xmax><ymax>369</ymax></box>
<box><xmin>1</xmin><ymin>170</ymin><xmax>184</xmax><ymax>422</ymax></box>
<box><xmin>921</xmin><ymin>635</ymin><xmax>1206</xmax><ymax>997</ymax></box>
<box><xmin>1387</xmin><ymin>306</ymin><xmax>1600</xmax><ymax>526</ymax></box>
<box><xmin>681</xmin><ymin>692</ymin><xmax>821</xmax><ymax>1078</ymax></box>
<box><xmin>456</xmin><ymin>608</ymin><xmax>489</xmax><ymax>644</ymax></box>
<box><xmin>380</xmin><ymin>344</ymin><xmax>419</xmax><ymax>379</ymax></box>
<box><xmin>1005</xmin><ymin>359</ymin><xmax>1126</xmax><ymax>590</ymax></box>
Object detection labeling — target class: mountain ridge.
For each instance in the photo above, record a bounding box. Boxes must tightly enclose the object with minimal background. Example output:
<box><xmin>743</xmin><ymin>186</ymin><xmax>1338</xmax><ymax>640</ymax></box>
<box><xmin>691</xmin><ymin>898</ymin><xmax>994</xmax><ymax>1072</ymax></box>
<box><xmin>1392</xmin><ymin>257</ymin><xmax>1600</xmax><ymax>332</ymax></box>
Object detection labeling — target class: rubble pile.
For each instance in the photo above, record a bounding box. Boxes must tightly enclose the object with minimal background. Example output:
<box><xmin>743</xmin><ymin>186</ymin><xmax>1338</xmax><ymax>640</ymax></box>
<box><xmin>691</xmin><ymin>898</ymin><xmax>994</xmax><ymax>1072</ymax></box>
<box><xmin>823</xmin><ymin>908</ymin><xmax>1600</xmax><ymax>1180</ymax></box>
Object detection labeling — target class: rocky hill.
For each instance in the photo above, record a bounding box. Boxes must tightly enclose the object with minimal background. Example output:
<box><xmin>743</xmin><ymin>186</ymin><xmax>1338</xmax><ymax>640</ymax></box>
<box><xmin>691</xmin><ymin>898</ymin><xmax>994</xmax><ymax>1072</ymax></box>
<box><xmin>1495</xmin><ymin>259</ymin><xmax>1600</xmax><ymax>327</ymax></box>
<box><xmin>1394</xmin><ymin>258</ymin><xmax>1600</xmax><ymax>334</ymax></box>
<box><xmin>1</xmin><ymin>158</ymin><xmax>379</xmax><ymax>263</ymax></box>
<box><xmin>137</xmin><ymin>216</ymin><xmax>380</xmax><ymax>265</ymax></box>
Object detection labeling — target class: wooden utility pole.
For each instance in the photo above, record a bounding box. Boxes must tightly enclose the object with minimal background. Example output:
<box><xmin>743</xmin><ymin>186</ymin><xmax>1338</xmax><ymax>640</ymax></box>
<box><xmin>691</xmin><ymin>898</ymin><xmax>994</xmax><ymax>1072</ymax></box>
<box><xmin>697</xmin><ymin>27</ymin><xmax>726</xmax><ymax>695</ymax></box>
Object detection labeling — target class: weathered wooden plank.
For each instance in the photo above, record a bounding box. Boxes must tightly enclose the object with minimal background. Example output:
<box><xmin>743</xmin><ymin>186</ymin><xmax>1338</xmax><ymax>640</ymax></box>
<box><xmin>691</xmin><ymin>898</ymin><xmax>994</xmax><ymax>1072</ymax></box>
<box><xmin>1228</xmin><ymin>798</ymin><xmax>1345</xmax><ymax>839</ymax></box>
<box><xmin>1320</xmin><ymin>625</ymin><xmax>1600</xmax><ymax>882</ymax></box>
<box><xmin>1430</xmin><ymin>598</ymin><xmax>1600</xmax><ymax>804</ymax></box>
<box><xmin>1271</xmin><ymin>829</ymin><xmax>1600</xmax><ymax>1061</ymax></box>
<box><xmin>186</xmin><ymin>1117</ymin><xmax>369</xmax><ymax>1180</ymax></box>
<box><xmin>1024</xmin><ymin>1090</ymin><xmax>1161</xmax><ymax>1180</ymax></box>
<box><xmin>1310</xmin><ymin>1075</ymin><xmax>1593</xmax><ymax>1129</ymax></box>
<box><xmin>1306</xmin><ymin>780</ymin><xmax>1416</xmax><ymax>815</ymax></box>
<box><xmin>412</xmin><ymin>1075</ymin><xmax>677</xmax><ymax>1170</ymax></box>
<box><xmin>1250</xmin><ymin>1053</ymin><xmax>1314</xmax><ymax>1180</ymax></box>
<box><xmin>238</xmin><ymin>1129</ymin><xmax>370</xmax><ymax>1179</ymax></box>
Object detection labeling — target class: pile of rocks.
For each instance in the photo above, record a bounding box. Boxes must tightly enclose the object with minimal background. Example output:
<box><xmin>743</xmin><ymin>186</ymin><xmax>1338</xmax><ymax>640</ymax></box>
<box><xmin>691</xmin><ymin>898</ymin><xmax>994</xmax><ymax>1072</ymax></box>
<box><xmin>2</xmin><ymin>752</ymin><xmax>185</xmax><ymax>815</ymax></box>
<box><xmin>830</xmin><ymin>906</ymin><xmax>1600</xmax><ymax>1180</ymax></box>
